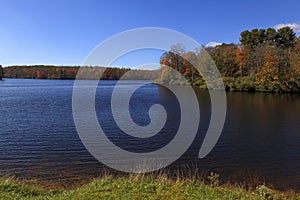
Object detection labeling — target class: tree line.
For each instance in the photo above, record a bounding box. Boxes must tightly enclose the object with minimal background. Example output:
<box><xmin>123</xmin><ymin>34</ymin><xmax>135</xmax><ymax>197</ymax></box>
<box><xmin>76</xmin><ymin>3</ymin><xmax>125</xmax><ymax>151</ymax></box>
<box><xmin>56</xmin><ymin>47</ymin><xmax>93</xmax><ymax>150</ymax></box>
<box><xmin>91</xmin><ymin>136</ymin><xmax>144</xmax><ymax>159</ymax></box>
<box><xmin>2</xmin><ymin>65</ymin><xmax>160</xmax><ymax>80</ymax></box>
<box><xmin>0</xmin><ymin>65</ymin><xmax>2</xmax><ymax>80</ymax></box>
<box><xmin>159</xmin><ymin>27</ymin><xmax>300</xmax><ymax>92</ymax></box>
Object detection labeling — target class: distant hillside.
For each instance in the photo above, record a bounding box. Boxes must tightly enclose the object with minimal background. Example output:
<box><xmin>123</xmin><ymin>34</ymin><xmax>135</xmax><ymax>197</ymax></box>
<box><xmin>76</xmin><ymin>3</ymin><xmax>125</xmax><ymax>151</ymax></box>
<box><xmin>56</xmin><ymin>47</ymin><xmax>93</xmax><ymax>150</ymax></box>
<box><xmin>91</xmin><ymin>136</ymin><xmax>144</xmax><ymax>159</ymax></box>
<box><xmin>3</xmin><ymin>65</ymin><xmax>160</xmax><ymax>80</ymax></box>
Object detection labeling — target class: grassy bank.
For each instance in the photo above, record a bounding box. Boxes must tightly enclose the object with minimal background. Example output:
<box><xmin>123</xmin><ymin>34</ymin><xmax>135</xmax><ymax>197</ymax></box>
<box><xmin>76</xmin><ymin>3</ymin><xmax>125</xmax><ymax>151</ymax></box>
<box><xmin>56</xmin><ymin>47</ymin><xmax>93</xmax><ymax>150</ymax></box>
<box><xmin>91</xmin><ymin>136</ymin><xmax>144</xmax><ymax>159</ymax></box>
<box><xmin>0</xmin><ymin>175</ymin><xmax>299</xmax><ymax>200</ymax></box>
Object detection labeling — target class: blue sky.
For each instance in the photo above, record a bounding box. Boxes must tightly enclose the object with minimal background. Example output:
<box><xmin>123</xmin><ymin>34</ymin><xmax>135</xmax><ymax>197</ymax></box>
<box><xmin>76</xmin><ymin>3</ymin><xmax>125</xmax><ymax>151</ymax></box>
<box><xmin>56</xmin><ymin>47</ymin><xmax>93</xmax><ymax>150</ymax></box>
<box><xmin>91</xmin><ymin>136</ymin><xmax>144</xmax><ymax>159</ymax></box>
<box><xmin>0</xmin><ymin>0</ymin><xmax>300</xmax><ymax>68</ymax></box>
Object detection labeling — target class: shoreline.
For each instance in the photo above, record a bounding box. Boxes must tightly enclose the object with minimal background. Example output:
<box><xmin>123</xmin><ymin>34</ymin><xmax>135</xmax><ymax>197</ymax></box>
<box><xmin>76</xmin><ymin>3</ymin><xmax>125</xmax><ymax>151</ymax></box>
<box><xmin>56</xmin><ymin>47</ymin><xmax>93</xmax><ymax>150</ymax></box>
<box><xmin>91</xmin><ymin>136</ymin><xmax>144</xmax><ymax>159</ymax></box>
<box><xmin>1</xmin><ymin>174</ymin><xmax>299</xmax><ymax>200</ymax></box>
<box><xmin>2</xmin><ymin>77</ymin><xmax>300</xmax><ymax>94</ymax></box>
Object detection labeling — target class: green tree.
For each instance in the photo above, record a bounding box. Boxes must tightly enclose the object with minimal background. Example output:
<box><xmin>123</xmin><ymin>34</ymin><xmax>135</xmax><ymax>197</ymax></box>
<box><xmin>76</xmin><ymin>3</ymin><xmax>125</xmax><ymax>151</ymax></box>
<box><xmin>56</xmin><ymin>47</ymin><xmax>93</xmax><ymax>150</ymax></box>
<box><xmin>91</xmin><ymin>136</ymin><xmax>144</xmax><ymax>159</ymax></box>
<box><xmin>265</xmin><ymin>28</ymin><xmax>278</xmax><ymax>45</ymax></box>
<box><xmin>240</xmin><ymin>29</ymin><xmax>266</xmax><ymax>48</ymax></box>
<box><xmin>240</xmin><ymin>30</ymin><xmax>252</xmax><ymax>47</ymax></box>
<box><xmin>277</xmin><ymin>26</ymin><xmax>297</xmax><ymax>49</ymax></box>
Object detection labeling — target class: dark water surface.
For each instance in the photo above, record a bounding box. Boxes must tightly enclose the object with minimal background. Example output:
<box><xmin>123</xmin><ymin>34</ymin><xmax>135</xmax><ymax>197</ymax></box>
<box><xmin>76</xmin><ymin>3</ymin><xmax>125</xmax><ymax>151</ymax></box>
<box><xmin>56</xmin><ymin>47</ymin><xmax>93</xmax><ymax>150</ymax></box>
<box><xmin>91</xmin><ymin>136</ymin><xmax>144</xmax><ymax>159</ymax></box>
<box><xmin>0</xmin><ymin>78</ymin><xmax>299</xmax><ymax>190</ymax></box>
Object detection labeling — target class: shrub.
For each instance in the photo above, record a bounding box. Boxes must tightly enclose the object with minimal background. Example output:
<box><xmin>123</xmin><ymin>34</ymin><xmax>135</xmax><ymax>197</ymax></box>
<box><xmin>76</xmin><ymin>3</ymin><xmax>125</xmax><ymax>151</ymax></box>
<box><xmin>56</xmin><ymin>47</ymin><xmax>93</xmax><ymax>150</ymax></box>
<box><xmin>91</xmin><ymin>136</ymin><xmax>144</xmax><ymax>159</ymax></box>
<box><xmin>207</xmin><ymin>172</ymin><xmax>220</xmax><ymax>187</ymax></box>
<box><xmin>256</xmin><ymin>184</ymin><xmax>272</xmax><ymax>199</ymax></box>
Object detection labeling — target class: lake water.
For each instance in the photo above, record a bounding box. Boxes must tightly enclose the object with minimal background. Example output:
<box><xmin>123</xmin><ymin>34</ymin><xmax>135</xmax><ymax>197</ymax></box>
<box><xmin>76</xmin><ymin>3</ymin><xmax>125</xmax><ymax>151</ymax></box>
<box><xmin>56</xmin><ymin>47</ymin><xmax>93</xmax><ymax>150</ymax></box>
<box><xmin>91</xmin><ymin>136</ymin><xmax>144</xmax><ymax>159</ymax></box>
<box><xmin>0</xmin><ymin>78</ymin><xmax>299</xmax><ymax>190</ymax></box>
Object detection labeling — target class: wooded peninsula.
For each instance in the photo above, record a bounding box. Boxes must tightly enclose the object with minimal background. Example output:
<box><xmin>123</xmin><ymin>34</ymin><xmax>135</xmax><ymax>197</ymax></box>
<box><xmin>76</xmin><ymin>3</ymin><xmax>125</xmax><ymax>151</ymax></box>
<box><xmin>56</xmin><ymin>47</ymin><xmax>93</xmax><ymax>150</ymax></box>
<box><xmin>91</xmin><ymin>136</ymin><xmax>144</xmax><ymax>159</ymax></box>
<box><xmin>159</xmin><ymin>26</ymin><xmax>300</xmax><ymax>93</ymax></box>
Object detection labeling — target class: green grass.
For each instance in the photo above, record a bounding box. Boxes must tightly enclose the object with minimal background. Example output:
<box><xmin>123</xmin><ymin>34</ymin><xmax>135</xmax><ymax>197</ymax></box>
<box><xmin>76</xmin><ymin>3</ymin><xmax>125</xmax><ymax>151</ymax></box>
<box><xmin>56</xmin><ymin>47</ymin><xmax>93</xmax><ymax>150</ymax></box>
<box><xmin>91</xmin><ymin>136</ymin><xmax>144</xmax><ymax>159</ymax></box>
<box><xmin>0</xmin><ymin>175</ymin><xmax>299</xmax><ymax>200</ymax></box>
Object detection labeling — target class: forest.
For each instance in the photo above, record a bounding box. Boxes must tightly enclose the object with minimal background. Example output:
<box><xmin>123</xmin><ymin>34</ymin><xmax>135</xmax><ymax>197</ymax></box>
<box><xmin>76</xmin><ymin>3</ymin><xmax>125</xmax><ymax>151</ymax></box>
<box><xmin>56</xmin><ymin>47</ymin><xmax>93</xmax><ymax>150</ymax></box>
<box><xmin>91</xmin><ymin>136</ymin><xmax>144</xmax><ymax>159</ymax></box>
<box><xmin>2</xmin><ymin>65</ymin><xmax>160</xmax><ymax>80</ymax></box>
<box><xmin>159</xmin><ymin>26</ymin><xmax>300</xmax><ymax>92</ymax></box>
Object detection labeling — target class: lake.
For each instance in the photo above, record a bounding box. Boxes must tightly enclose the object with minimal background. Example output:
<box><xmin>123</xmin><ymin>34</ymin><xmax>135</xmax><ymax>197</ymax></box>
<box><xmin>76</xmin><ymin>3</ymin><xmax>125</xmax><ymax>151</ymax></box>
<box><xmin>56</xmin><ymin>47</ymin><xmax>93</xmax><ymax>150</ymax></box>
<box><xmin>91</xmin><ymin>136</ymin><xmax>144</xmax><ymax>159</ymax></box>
<box><xmin>0</xmin><ymin>78</ymin><xmax>299</xmax><ymax>190</ymax></box>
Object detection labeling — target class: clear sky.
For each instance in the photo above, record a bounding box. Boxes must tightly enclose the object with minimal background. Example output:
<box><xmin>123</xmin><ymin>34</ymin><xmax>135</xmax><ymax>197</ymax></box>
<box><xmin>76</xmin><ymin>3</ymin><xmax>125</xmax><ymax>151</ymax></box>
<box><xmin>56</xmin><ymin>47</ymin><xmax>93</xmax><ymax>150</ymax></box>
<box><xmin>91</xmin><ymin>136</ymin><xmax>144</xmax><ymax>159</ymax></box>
<box><xmin>0</xmin><ymin>0</ymin><xmax>299</xmax><ymax>68</ymax></box>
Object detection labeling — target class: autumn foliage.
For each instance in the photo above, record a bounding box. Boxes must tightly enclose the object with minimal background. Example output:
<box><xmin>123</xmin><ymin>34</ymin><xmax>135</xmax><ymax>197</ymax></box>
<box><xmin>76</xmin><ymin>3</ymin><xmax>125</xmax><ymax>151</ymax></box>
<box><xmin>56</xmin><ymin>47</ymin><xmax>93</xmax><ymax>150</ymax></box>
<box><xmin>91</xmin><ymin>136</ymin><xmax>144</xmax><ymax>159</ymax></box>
<box><xmin>158</xmin><ymin>27</ymin><xmax>300</xmax><ymax>92</ymax></box>
<box><xmin>3</xmin><ymin>65</ymin><xmax>160</xmax><ymax>80</ymax></box>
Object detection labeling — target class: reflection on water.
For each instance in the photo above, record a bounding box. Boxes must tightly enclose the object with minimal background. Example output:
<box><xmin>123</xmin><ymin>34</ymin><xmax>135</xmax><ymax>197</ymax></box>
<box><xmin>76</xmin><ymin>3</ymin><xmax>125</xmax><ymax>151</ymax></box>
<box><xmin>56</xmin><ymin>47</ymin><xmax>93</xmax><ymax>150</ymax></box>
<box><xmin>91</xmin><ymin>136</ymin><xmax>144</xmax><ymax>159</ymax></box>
<box><xmin>0</xmin><ymin>78</ymin><xmax>299</xmax><ymax>190</ymax></box>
